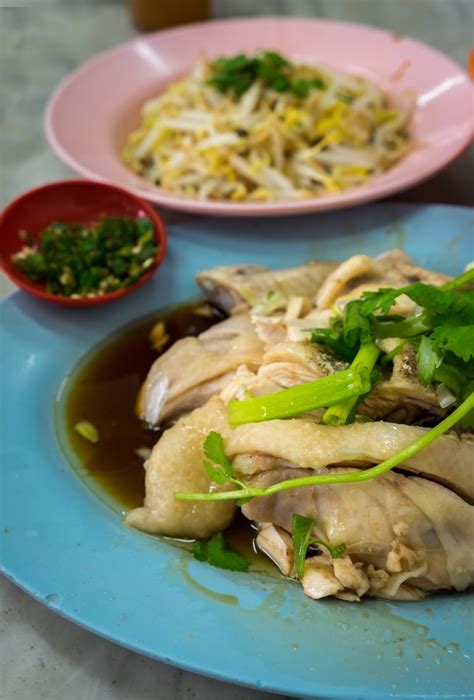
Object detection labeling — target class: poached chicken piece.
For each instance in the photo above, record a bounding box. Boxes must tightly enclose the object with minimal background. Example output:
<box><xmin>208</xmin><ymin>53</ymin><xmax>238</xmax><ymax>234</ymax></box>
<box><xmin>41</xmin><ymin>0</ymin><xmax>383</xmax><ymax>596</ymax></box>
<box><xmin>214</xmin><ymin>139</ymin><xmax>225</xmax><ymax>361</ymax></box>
<box><xmin>127</xmin><ymin>398</ymin><xmax>236</xmax><ymax>538</ymax></box>
<box><xmin>137</xmin><ymin>314</ymin><xmax>263</xmax><ymax>426</ymax></box>
<box><xmin>127</xmin><ymin>396</ymin><xmax>474</xmax><ymax>598</ymax></box>
<box><xmin>196</xmin><ymin>260</ymin><xmax>338</xmax><ymax>313</ymax></box>
<box><xmin>316</xmin><ymin>250</ymin><xmax>450</xmax><ymax>311</ymax></box>
<box><xmin>127</xmin><ymin>251</ymin><xmax>473</xmax><ymax>601</ymax></box>
<box><xmin>245</xmin><ymin>468</ymin><xmax>473</xmax><ymax>601</ymax></box>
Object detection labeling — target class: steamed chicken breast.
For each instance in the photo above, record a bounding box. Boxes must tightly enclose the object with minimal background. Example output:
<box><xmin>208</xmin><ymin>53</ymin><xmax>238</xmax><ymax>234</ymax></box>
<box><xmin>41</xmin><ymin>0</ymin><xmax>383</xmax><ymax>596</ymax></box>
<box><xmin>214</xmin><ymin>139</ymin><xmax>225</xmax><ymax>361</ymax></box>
<box><xmin>137</xmin><ymin>314</ymin><xmax>263</xmax><ymax>426</ymax></box>
<box><xmin>244</xmin><ymin>468</ymin><xmax>473</xmax><ymax>600</ymax></box>
<box><xmin>127</xmin><ymin>397</ymin><xmax>235</xmax><ymax>538</ymax></box>
<box><xmin>197</xmin><ymin>260</ymin><xmax>338</xmax><ymax>313</ymax></box>
<box><xmin>316</xmin><ymin>249</ymin><xmax>450</xmax><ymax>311</ymax></box>
<box><xmin>127</xmin><ymin>251</ymin><xmax>472</xmax><ymax>602</ymax></box>
<box><xmin>224</xmin><ymin>416</ymin><xmax>474</xmax><ymax>502</ymax></box>
<box><xmin>127</xmin><ymin>396</ymin><xmax>474</xmax><ymax>598</ymax></box>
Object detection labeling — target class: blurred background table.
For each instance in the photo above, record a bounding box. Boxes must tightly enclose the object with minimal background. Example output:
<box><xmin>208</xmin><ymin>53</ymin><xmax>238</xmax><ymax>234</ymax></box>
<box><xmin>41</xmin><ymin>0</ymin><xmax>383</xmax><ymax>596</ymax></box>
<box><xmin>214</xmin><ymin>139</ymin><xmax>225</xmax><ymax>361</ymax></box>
<box><xmin>1</xmin><ymin>1</ymin><xmax>473</xmax><ymax>699</ymax></box>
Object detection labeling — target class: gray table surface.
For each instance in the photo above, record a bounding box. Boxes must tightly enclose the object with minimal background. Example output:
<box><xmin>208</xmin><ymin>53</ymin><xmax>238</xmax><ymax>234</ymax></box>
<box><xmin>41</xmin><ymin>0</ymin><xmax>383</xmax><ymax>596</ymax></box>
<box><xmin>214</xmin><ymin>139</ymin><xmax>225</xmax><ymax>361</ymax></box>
<box><xmin>1</xmin><ymin>2</ymin><xmax>473</xmax><ymax>699</ymax></box>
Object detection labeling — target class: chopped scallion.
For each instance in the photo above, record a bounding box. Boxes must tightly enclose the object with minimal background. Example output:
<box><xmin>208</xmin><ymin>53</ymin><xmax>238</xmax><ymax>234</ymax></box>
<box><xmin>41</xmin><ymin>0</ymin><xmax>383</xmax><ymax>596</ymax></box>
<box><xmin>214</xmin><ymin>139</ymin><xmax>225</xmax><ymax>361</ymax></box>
<box><xmin>74</xmin><ymin>421</ymin><xmax>99</xmax><ymax>443</ymax></box>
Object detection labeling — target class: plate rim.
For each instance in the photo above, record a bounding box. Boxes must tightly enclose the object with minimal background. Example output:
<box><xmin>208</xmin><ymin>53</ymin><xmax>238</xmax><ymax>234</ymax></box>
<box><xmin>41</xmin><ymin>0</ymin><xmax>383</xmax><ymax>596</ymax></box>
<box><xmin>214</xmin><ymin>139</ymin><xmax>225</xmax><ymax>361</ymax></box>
<box><xmin>2</xmin><ymin>203</ymin><xmax>473</xmax><ymax>699</ymax></box>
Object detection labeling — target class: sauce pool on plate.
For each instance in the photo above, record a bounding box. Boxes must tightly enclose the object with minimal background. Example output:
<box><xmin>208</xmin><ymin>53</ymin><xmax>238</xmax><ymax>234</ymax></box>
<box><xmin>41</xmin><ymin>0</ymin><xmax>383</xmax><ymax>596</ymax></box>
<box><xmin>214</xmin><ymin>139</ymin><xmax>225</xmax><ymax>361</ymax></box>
<box><xmin>56</xmin><ymin>301</ymin><xmax>273</xmax><ymax>569</ymax></box>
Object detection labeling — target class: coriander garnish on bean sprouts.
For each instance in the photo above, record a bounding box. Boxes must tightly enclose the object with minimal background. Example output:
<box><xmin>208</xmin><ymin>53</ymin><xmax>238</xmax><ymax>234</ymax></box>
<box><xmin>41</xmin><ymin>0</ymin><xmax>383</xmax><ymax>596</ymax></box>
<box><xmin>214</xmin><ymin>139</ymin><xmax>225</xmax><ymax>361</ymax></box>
<box><xmin>123</xmin><ymin>51</ymin><xmax>413</xmax><ymax>203</ymax></box>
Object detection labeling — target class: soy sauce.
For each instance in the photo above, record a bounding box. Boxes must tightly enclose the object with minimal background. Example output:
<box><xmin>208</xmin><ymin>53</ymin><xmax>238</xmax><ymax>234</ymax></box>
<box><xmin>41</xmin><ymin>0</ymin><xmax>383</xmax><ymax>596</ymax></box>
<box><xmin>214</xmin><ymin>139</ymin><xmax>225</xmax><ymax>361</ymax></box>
<box><xmin>59</xmin><ymin>301</ymin><xmax>271</xmax><ymax>568</ymax></box>
<box><xmin>61</xmin><ymin>302</ymin><xmax>219</xmax><ymax>510</ymax></box>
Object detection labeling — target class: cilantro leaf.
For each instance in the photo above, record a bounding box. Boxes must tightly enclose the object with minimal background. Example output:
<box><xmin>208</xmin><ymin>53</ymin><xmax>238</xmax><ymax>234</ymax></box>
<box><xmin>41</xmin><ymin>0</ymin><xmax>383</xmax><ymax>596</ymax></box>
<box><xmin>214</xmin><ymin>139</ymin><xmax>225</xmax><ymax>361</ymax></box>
<box><xmin>360</xmin><ymin>278</ymin><xmax>474</xmax><ymax>325</ymax></box>
<box><xmin>292</xmin><ymin>513</ymin><xmax>346</xmax><ymax>580</ymax></box>
<box><xmin>307</xmin><ymin>326</ymin><xmax>358</xmax><ymax>362</ymax></box>
<box><xmin>428</xmin><ymin>292</ymin><xmax>474</xmax><ymax>326</ymax></box>
<box><xmin>343</xmin><ymin>300</ymin><xmax>373</xmax><ymax>347</ymax></box>
<box><xmin>314</xmin><ymin>540</ymin><xmax>347</xmax><ymax>560</ymax></box>
<box><xmin>202</xmin><ymin>432</ymin><xmax>250</xmax><ymax>496</ymax></box>
<box><xmin>403</xmin><ymin>284</ymin><xmax>459</xmax><ymax>314</ymax></box>
<box><xmin>292</xmin><ymin>514</ymin><xmax>315</xmax><ymax>580</ymax></box>
<box><xmin>360</xmin><ymin>287</ymin><xmax>402</xmax><ymax>316</ymax></box>
<box><xmin>430</xmin><ymin>325</ymin><xmax>474</xmax><ymax>363</ymax></box>
<box><xmin>191</xmin><ymin>533</ymin><xmax>249</xmax><ymax>572</ymax></box>
<box><xmin>203</xmin><ymin>431</ymin><xmax>234</xmax><ymax>484</ymax></box>
<box><xmin>190</xmin><ymin>540</ymin><xmax>208</xmax><ymax>561</ymax></box>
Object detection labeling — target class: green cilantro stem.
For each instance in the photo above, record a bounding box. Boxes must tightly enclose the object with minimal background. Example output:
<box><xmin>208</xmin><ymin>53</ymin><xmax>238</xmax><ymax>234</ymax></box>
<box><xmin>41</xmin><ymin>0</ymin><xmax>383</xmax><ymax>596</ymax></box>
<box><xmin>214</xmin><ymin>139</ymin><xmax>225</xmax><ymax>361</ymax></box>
<box><xmin>417</xmin><ymin>336</ymin><xmax>441</xmax><ymax>385</ymax></box>
<box><xmin>459</xmin><ymin>381</ymin><xmax>474</xmax><ymax>429</ymax></box>
<box><xmin>174</xmin><ymin>392</ymin><xmax>473</xmax><ymax>503</ymax></box>
<box><xmin>322</xmin><ymin>342</ymin><xmax>380</xmax><ymax>426</ymax></box>
<box><xmin>380</xmin><ymin>340</ymin><xmax>406</xmax><ymax>367</ymax></box>
<box><xmin>292</xmin><ymin>513</ymin><xmax>346</xmax><ymax>580</ymax></box>
<box><xmin>433</xmin><ymin>364</ymin><xmax>466</xmax><ymax>396</ymax></box>
<box><xmin>441</xmin><ymin>268</ymin><xmax>474</xmax><ymax>292</ymax></box>
<box><xmin>373</xmin><ymin>313</ymin><xmax>432</xmax><ymax>339</ymax></box>
<box><xmin>227</xmin><ymin>365</ymin><xmax>371</xmax><ymax>428</ymax></box>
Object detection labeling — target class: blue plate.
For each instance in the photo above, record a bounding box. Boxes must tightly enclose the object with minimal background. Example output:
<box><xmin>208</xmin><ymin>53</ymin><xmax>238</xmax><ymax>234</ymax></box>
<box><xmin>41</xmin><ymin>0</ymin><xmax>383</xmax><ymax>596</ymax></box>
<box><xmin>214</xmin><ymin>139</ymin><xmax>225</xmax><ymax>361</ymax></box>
<box><xmin>1</xmin><ymin>204</ymin><xmax>473</xmax><ymax>699</ymax></box>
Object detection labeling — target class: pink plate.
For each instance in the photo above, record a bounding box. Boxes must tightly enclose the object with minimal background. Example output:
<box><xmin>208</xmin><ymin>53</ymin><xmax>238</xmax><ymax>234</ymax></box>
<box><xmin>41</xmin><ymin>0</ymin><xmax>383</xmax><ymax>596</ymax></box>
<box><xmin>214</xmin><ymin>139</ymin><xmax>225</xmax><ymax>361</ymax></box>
<box><xmin>45</xmin><ymin>17</ymin><xmax>473</xmax><ymax>217</ymax></box>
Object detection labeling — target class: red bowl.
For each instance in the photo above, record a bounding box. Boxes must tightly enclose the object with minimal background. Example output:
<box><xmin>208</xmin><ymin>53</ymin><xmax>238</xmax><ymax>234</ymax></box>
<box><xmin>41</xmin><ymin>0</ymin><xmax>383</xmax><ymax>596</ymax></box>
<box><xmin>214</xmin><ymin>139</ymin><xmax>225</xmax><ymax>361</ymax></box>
<box><xmin>0</xmin><ymin>180</ymin><xmax>167</xmax><ymax>306</ymax></box>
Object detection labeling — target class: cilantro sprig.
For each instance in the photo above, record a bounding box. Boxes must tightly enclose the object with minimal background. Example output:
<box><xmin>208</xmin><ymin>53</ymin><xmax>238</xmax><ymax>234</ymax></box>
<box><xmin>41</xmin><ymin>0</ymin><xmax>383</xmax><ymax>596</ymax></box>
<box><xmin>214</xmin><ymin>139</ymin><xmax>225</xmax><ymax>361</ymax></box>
<box><xmin>203</xmin><ymin>431</ymin><xmax>235</xmax><ymax>484</ymax></box>
<box><xmin>192</xmin><ymin>533</ymin><xmax>249</xmax><ymax>572</ymax></box>
<box><xmin>203</xmin><ymin>432</ymin><xmax>250</xmax><ymax>505</ymax></box>
<box><xmin>292</xmin><ymin>514</ymin><xmax>346</xmax><ymax>579</ymax></box>
<box><xmin>307</xmin><ymin>270</ymin><xmax>474</xmax><ymax>413</ymax></box>
<box><xmin>359</xmin><ymin>272</ymin><xmax>474</xmax><ymax>389</ymax></box>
